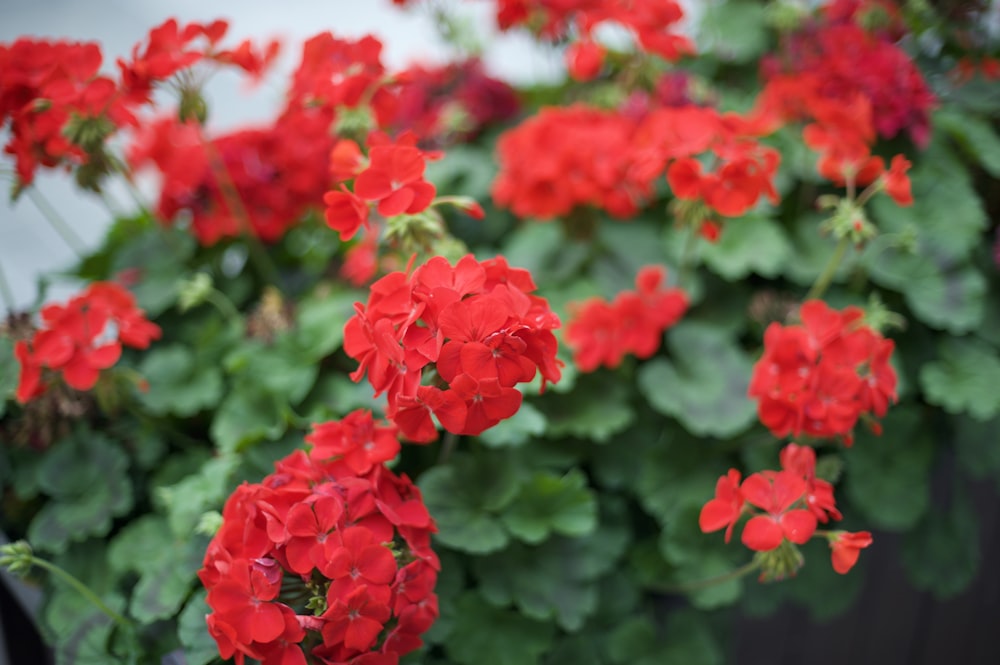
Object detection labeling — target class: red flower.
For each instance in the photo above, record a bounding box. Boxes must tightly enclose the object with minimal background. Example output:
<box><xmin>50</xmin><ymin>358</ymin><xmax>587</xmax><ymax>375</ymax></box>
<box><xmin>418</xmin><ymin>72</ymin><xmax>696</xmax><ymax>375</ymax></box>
<box><xmin>739</xmin><ymin>471</ymin><xmax>817</xmax><ymax>552</ymax></box>
<box><xmin>353</xmin><ymin>134</ymin><xmax>437</xmax><ymax>217</ymax></box>
<box><xmin>829</xmin><ymin>530</ymin><xmax>873</xmax><ymax>574</ymax></box>
<box><xmin>306</xmin><ymin>410</ymin><xmax>400</xmax><ymax>474</ymax></box>
<box><xmin>884</xmin><ymin>155</ymin><xmax>912</xmax><ymax>206</ymax></box>
<box><xmin>566</xmin><ymin>265</ymin><xmax>687</xmax><ymax>372</ymax></box>
<box><xmin>699</xmin><ymin>469</ymin><xmax>744</xmax><ymax>543</ymax></box>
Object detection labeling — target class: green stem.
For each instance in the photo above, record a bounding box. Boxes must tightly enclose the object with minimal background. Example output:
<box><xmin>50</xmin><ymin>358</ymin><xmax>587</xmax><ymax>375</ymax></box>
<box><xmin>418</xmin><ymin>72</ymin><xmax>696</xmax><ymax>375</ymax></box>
<box><xmin>805</xmin><ymin>236</ymin><xmax>851</xmax><ymax>302</ymax></box>
<box><xmin>205</xmin><ymin>289</ymin><xmax>244</xmax><ymax>327</ymax></box>
<box><xmin>652</xmin><ymin>559</ymin><xmax>761</xmax><ymax>595</ymax></box>
<box><xmin>26</xmin><ymin>188</ymin><xmax>88</xmax><ymax>256</ymax></box>
<box><xmin>437</xmin><ymin>431</ymin><xmax>458</xmax><ymax>464</ymax></box>
<box><xmin>28</xmin><ymin>556</ymin><xmax>130</xmax><ymax>628</ymax></box>
<box><xmin>0</xmin><ymin>259</ymin><xmax>15</xmax><ymax>313</ymax></box>
<box><xmin>677</xmin><ymin>224</ymin><xmax>700</xmax><ymax>290</ymax></box>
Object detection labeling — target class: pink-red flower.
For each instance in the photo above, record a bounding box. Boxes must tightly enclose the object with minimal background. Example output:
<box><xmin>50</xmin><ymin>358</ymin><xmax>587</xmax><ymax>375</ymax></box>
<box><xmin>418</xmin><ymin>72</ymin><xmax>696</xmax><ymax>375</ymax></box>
<box><xmin>829</xmin><ymin>530</ymin><xmax>873</xmax><ymax>574</ymax></box>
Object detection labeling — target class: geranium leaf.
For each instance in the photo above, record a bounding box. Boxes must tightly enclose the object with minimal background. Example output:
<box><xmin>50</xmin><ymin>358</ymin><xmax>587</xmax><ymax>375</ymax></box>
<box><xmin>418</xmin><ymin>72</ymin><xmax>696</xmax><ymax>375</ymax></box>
<box><xmin>902</xmin><ymin>481</ymin><xmax>980</xmax><ymax>599</ymax></box>
<box><xmin>700</xmin><ymin>215</ymin><xmax>792</xmax><ymax>280</ymax></box>
<box><xmin>637</xmin><ymin>323</ymin><xmax>756</xmax><ymax>438</ymax></box>
<box><xmin>920</xmin><ymin>337</ymin><xmax>1000</xmax><ymax>420</ymax></box>
<box><xmin>138</xmin><ymin>345</ymin><xmax>223</xmax><ymax>416</ymax></box>
<box><xmin>501</xmin><ymin>469</ymin><xmax>597</xmax><ymax>544</ymax></box>
<box><xmin>844</xmin><ymin>408</ymin><xmax>933</xmax><ymax>531</ymax></box>
<box><xmin>444</xmin><ymin>592</ymin><xmax>555</xmax><ymax>665</ymax></box>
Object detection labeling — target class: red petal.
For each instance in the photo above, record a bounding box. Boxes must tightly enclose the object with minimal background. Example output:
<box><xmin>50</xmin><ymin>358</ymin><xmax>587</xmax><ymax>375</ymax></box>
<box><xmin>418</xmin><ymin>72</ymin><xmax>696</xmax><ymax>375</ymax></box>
<box><xmin>779</xmin><ymin>509</ymin><xmax>817</xmax><ymax>544</ymax></box>
<box><xmin>741</xmin><ymin>515</ymin><xmax>784</xmax><ymax>552</ymax></box>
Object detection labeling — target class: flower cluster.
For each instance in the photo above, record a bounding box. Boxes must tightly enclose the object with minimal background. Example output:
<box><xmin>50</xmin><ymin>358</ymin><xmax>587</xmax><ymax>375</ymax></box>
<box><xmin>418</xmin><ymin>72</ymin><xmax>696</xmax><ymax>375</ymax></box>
<box><xmin>0</xmin><ymin>20</ymin><xmax>277</xmax><ymax>189</ymax></box>
<box><xmin>565</xmin><ymin>265</ymin><xmax>687</xmax><ymax>372</ymax></box>
<box><xmin>747</xmin><ymin>300</ymin><xmax>897</xmax><ymax>444</ymax></box>
<box><xmin>388</xmin><ymin>59</ymin><xmax>520</xmax><ymax>145</ymax></box>
<box><xmin>129</xmin><ymin>109</ymin><xmax>333</xmax><ymax>245</ymax></box>
<box><xmin>323</xmin><ymin>131</ymin><xmax>441</xmax><ymax>242</ymax></box>
<box><xmin>492</xmin><ymin>105</ymin><xmax>651</xmax><ymax>220</ymax></box>
<box><xmin>496</xmin><ymin>0</ymin><xmax>695</xmax><ymax>81</ymax></box>
<box><xmin>200</xmin><ymin>448</ymin><xmax>438</xmax><ymax>665</ymax></box>
<box><xmin>344</xmin><ymin>254</ymin><xmax>562</xmax><ymax>441</ymax></box>
<box><xmin>760</xmin><ymin>4</ymin><xmax>935</xmax><ymax>147</ymax></box>
<box><xmin>14</xmin><ymin>282</ymin><xmax>160</xmax><ymax>403</ymax></box>
<box><xmin>700</xmin><ymin>442</ymin><xmax>872</xmax><ymax>575</ymax></box>
<box><xmin>493</xmin><ymin>102</ymin><xmax>782</xmax><ymax>228</ymax></box>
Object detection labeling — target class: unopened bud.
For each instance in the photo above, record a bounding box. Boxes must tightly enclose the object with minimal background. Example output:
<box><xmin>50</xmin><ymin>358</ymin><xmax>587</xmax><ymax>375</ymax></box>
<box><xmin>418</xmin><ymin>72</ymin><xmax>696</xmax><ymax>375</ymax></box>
<box><xmin>754</xmin><ymin>540</ymin><xmax>804</xmax><ymax>583</ymax></box>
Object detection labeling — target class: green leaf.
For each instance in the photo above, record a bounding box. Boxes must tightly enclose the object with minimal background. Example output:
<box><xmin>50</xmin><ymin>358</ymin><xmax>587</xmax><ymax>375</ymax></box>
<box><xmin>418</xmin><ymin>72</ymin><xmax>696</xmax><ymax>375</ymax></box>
<box><xmin>920</xmin><ymin>337</ymin><xmax>1000</xmax><ymax>420</ymax></box>
<box><xmin>0</xmin><ymin>336</ymin><xmax>17</xmax><ymax>416</ymax></box>
<box><xmin>294</xmin><ymin>286</ymin><xmax>362</xmax><ymax>360</ymax></box>
<box><xmin>210</xmin><ymin>387</ymin><xmax>288</xmax><ymax>453</ymax></box>
<box><xmin>634</xmin><ymin>430</ymin><xmax>724</xmax><ymax>525</ymax></box>
<box><xmin>844</xmin><ymin>408</ymin><xmax>934</xmax><ymax>531</ymax></box>
<box><xmin>902</xmin><ymin>481</ymin><xmax>980</xmax><ymax>599</ymax></box>
<box><xmin>501</xmin><ymin>469</ymin><xmax>597</xmax><ymax>544</ymax></box>
<box><xmin>444</xmin><ymin>592</ymin><xmax>555</xmax><ymax>665</ymax></box>
<box><xmin>866</xmin><ymin>251</ymin><xmax>986</xmax><ymax>335</ymax></box>
<box><xmin>138</xmin><ymin>345</ymin><xmax>224</xmax><ymax>416</ymax></box>
<box><xmin>224</xmin><ymin>339</ymin><xmax>319</xmax><ymax>405</ymax></box>
<box><xmin>177</xmin><ymin>591</ymin><xmax>219</xmax><ymax>665</ymax></box>
<box><xmin>130</xmin><ymin>536</ymin><xmax>205</xmax><ymax>623</ymax></box>
<box><xmin>107</xmin><ymin>221</ymin><xmax>196</xmax><ymax>316</ymax></box>
<box><xmin>29</xmin><ymin>433</ymin><xmax>133</xmax><ymax>553</ymax></box>
<box><xmin>700</xmin><ymin>216</ymin><xmax>792</xmax><ymax>280</ymax></box>
<box><xmin>953</xmin><ymin>415</ymin><xmax>1000</xmax><ymax>484</ymax></box>
<box><xmin>637</xmin><ymin>323</ymin><xmax>756</xmax><ymax>438</ymax></box>
<box><xmin>479</xmin><ymin>401</ymin><xmax>547</xmax><ymax>448</ymax></box>
<box><xmin>936</xmin><ymin>109</ymin><xmax>1000</xmax><ymax>177</ymax></box>
<box><xmin>538</xmin><ymin>372</ymin><xmax>634</xmax><ymax>442</ymax></box>
<box><xmin>500</xmin><ymin>222</ymin><xmax>591</xmax><ymax>287</ymax></box>
<box><xmin>418</xmin><ymin>451</ymin><xmax>523</xmax><ymax>554</ymax></box>
<box><xmin>158</xmin><ymin>454</ymin><xmax>240</xmax><ymax>537</ymax></box>
<box><xmin>699</xmin><ymin>0</ymin><xmax>769</xmax><ymax>63</ymax></box>
<box><xmin>870</xmin><ymin>134</ymin><xmax>987</xmax><ymax>262</ymax></box>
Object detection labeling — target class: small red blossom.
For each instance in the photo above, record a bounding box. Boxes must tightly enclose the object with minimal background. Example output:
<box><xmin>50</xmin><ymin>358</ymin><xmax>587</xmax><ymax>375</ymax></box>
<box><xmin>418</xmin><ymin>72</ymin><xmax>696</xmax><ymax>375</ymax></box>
<box><xmin>740</xmin><ymin>471</ymin><xmax>818</xmax><ymax>552</ymax></box>
<box><xmin>699</xmin><ymin>469</ymin><xmax>744</xmax><ymax>543</ymax></box>
<box><xmin>829</xmin><ymin>530</ymin><xmax>873</xmax><ymax>574</ymax></box>
<box><xmin>566</xmin><ymin>265</ymin><xmax>687</xmax><ymax>372</ymax></box>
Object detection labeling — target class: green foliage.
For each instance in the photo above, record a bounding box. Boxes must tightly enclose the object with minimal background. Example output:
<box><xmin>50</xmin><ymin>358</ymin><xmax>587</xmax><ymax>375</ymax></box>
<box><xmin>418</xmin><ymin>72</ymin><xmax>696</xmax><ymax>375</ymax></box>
<box><xmin>138</xmin><ymin>345</ymin><xmax>224</xmax><ymax>416</ymax></box>
<box><xmin>419</xmin><ymin>451</ymin><xmax>523</xmax><ymax>553</ymax></box>
<box><xmin>902</xmin><ymin>481</ymin><xmax>980</xmax><ymax>599</ymax></box>
<box><xmin>444</xmin><ymin>593</ymin><xmax>556</xmax><ymax>665</ymax></box>
<box><xmin>844</xmin><ymin>408</ymin><xmax>934</xmax><ymax>531</ymax></box>
<box><xmin>500</xmin><ymin>469</ymin><xmax>597</xmax><ymax>544</ymax></box>
<box><xmin>28</xmin><ymin>432</ymin><xmax>133</xmax><ymax>554</ymax></box>
<box><xmin>920</xmin><ymin>337</ymin><xmax>1000</xmax><ymax>420</ymax></box>
<box><xmin>637</xmin><ymin>323</ymin><xmax>756</xmax><ymax>438</ymax></box>
<box><xmin>700</xmin><ymin>216</ymin><xmax>792</xmax><ymax>280</ymax></box>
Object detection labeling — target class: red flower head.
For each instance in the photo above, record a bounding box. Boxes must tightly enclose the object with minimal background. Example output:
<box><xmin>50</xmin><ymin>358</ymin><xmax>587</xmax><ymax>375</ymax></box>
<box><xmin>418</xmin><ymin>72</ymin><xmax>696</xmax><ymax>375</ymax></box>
<box><xmin>740</xmin><ymin>471</ymin><xmax>818</xmax><ymax>552</ymax></box>
<box><xmin>200</xmin><ymin>449</ymin><xmax>438</xmax><ymax>664</ymax></box>
<box><xmin>14</xmin><ymin>282</ymin><xmax>160</xmax><ymax>403</ymax></box>
<box><xmin>343</xmin><ymin>255</ymin><xmax>560</xmax><ymax>441</ymax></box>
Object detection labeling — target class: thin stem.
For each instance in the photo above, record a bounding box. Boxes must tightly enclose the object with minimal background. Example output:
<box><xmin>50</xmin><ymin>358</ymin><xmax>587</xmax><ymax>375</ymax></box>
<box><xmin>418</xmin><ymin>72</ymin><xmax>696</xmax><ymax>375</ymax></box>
<box><xmin>26</xmin><ymin>187</ymin><xmax>88</xmax><ymax>256</ymax></box>
<box><xmin>28</xmin><ymin>556</ymin><xmax>130</xmax><ymax>628</ymax></box>
<box><xmin>205</xmin><ymin>289</ymin><xmax>244</xmax><ymax>327</ymax></box>
<box><xmin>0</xmin><ymin>259</ymin><xmax>15</xmax><ymax>312</ymax></box>
<box><xmin>805</xmin><ymin>236</ymin><xmax>851</xmax><ymax>302</ymax></box>
<box><xmin>437</xmin><ymin>431</ymin><xmax>458</xmax><ymax>464</ymax></box>
<box><xmin>677</xmin><ymin>224</ymin><xmax>700</xmax><ymax>290</ymax></box>
<box><xmin>652</xmin><ymin>559</ymin><xmax>761</xmax><ymax>595</ymax></box>
<box><xmin>199</xmin><ymin>132</ymin><xmax>283</xmax><ymax>291</ymax></box>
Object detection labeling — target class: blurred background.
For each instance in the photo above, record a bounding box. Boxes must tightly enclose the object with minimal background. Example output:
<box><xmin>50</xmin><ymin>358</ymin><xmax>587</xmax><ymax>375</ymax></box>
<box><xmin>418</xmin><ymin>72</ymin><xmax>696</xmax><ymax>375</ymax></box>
<box><xmin>0</xmin><ymin>0</ymin><xmax>562</xmax><ymax>315</ymax></box>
